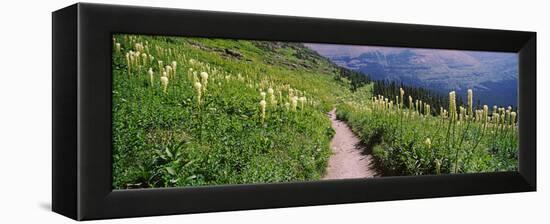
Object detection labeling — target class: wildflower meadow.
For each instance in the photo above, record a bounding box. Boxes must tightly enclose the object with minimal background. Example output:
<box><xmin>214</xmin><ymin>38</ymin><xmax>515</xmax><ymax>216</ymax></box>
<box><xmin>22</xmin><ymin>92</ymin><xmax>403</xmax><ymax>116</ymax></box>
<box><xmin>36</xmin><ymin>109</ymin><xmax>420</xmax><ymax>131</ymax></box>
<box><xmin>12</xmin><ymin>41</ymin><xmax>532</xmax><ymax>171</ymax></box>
<box><xmin>112</xmin><ymin>34</ymin><xmax>518</xmax><ymax>189</ymax></box>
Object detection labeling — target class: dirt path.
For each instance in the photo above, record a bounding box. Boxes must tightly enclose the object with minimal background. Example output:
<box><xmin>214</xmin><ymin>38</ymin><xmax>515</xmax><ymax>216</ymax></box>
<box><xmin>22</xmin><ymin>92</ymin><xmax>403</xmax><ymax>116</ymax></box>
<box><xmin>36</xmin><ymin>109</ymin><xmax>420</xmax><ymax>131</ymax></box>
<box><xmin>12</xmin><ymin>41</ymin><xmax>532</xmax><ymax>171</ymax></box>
<box><xmin>323</xmin><ymin>108</ymin><xmax>377</xmax><ymax>180</ymax></box>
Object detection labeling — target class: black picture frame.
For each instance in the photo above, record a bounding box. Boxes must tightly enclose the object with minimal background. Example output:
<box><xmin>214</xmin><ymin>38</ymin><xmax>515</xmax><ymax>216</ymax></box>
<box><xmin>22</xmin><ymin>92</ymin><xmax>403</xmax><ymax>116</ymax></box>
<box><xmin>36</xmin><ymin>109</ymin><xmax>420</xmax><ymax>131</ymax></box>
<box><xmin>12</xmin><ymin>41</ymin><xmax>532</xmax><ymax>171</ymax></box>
<box><xmin>52</xmin><ymin>3</ymin><xmax>536</xmax><ymax>221</ymax></box>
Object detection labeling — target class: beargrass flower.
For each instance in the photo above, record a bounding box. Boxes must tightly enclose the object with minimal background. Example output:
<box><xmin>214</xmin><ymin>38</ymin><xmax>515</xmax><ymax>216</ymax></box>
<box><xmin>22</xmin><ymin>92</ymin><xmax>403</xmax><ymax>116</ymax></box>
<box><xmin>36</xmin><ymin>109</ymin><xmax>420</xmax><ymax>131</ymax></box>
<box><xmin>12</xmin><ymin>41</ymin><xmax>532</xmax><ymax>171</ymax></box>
<box><xmin>511</xmin><ymin>111</ymin><xmax>517</xmax><ymax>126</ymax></box>
<box><xmin>192</xmin><ymin>71</ymin><xmax>199</xmax><ymax>83</ymax></box>
<box><xmin>194</xmin><ymin>82</ymin><xmax>202</xmax><ymax>104</ymax></box>
<box><xmin>291</xmin><ymin>96</ymin><xmax>298</xmax><ymax>111</ymax></box>
<box><xmin>160</xmin><ymin>76</ymin><xmax>169</xmax><ymax>93</ymax></box>
<box><xmin>299</xmin><ymin>96</ymin><xmax>306</xmax><ymax>109</ymax></box>
<box><xmin>494</xmin><ymin>113</ymin><xmax>500</xmax><ymax>125</ymax></box>
<box><xmin>187</xmin><ymin>68</ymin><xmax>194</xmax><ymax>81</ymax></box>
<box><xmin>148</xmin><ymin>68</ymin><xmax>154</xmax><ymax>87</ymax></box>
<box><xmin>260</xmin><ymin>100</ymin><xmax>267</xmax><ymax>122</ymax></box>
<box><xmin>171</xmin><ymin>61</ymin><xmax>177</xmax><ymax>77</ymax></box>
<box><xmin>424</xmin><ymin>138</ymin><xmax>432</xmax><ymax>149</ymax></box>
<box><xmin>395</xmin><ymin>96</ymin><xmax>399</xmax><ymax>109</ymax></box>
<box><xmin>267</xmin><ymin>87</ymin><xmax>276</xmax><ymax>105</ymax></box>
<box><xmin>134</xmin><ymin>43</ymin><xmax>144</xmax><ymax>52</ymax></box>
<box><xmin>459</xmin><ymin>106</ymin><xmax>465</xmax><ymax>121</ymax></box>
<box><xmin>125</xmin><ymin>52</ymin><xmax>131</xmax><ymax>75</ymax></box>
<box><xmin>165</xmin><ymin>65</ymin><xmax>173</xmax><ymax>78</ymax></box>
<box><xmin>141</xmin><ymin>53</ymin><xmax>147</xmax><ymax>65</ymax></box>
<box><xmin>115</xmin><ymin>43</ymin><xmax>121</xmax><ymax>53</ymax></box>
<box><xmin>158</xmin><ymin>60</ymin><xmax>163</xmax><ymax>73</ymax></box>
<box><xmin>425</xmin><ymin>104</ymin><xmax>430</xmax><ymax>116</ymax></box>
<box><xmin>505</xmin><ymin>109</ymin><xmax>511</xmax><ymax>125</ymax></box>
<box><xmin>200</xmin><ymin>72</ymin><xmax>209</xmax><ymax>91</ymax></box>
<box><xmin>449</xmin><ymin>91</ymin><xmax>456</xmax><ymax>120</ymax></box>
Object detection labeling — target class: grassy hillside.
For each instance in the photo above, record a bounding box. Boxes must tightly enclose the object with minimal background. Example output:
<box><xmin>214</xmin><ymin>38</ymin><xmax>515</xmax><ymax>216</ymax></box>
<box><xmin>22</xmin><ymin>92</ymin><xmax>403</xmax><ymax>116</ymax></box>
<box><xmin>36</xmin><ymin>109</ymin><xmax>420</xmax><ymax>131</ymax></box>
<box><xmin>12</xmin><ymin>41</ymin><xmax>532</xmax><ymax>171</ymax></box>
<box><xmin>336</xmin><ymin>87</ymin><xmax>518</xmax><ymax>175</ymax></box>
<box><xmin>112</xmin><ymin>34</ymin><xmax>352</xmax><ymax>189</ymax></box>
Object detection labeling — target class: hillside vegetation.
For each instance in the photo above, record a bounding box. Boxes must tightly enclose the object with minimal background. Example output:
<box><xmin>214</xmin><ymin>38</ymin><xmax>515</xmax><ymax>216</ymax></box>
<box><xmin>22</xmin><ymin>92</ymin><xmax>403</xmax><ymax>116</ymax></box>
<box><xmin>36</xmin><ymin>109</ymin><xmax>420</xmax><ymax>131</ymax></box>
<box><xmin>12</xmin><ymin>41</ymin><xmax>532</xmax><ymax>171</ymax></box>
<box><xmin>112</xmin><ymin>34</ymin><xmax>518</xmax><ymax>189</ymax></box>
<box><xmin>337</xmin><ymin>86</ymin><xmax>518</xmax><ymax>176</ymax></box>
<box><xmin>112</xmin><ymin>35</ymin><xmax>353</xmax><ymax>188</ymax></box>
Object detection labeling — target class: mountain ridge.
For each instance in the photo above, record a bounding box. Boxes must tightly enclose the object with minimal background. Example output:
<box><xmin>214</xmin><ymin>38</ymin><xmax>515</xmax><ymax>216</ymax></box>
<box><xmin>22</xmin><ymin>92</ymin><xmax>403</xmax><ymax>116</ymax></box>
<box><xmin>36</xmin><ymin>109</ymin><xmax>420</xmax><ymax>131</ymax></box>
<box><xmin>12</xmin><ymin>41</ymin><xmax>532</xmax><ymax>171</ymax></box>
<box><xmin>305</xmin><ymin>43</ymin><xmax>518</xmax><ymax>106</ymax></box>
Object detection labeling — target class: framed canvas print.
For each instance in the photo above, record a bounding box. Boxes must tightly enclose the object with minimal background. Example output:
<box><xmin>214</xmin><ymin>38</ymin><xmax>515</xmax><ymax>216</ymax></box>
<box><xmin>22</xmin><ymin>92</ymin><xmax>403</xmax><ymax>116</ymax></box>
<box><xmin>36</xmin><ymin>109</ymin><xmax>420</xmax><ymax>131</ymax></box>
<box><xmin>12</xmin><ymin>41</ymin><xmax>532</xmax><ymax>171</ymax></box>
<box><xmin>52</xmin><ymin>3</ymin><xmax>536</xmax><ymax>221</ymax></box>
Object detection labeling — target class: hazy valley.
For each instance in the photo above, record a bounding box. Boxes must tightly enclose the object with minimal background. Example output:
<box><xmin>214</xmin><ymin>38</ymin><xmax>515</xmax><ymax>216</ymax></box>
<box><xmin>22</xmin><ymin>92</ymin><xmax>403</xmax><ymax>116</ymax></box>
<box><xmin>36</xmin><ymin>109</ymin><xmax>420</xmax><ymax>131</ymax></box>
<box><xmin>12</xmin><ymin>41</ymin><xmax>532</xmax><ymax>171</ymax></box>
<box><xmin>305</xmin><ymin>43</ymin><xmax>518</xmax><ymax>107</ymax></box>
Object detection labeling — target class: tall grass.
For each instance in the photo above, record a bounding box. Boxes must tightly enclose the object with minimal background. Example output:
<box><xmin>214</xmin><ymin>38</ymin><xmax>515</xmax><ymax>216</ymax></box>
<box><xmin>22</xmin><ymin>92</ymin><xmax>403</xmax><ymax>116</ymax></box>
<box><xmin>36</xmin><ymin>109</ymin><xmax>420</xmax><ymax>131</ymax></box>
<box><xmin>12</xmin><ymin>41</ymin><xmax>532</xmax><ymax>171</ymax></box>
<box><xmin>112</xmin><ymin>34</ymin><xmax>345</xmax><ymax>188</ymax></box>
<box><xmin>337</xmin><ymin>86</ymin><xmax>518</xmax><ymax>175</ymax></box>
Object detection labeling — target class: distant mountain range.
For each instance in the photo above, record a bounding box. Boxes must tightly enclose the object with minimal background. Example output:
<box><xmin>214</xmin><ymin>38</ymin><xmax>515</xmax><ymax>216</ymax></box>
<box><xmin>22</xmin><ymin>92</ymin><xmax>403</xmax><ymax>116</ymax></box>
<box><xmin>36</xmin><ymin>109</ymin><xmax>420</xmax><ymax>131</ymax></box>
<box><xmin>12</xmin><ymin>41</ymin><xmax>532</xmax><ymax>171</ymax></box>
<box><xmin>305</xmin><ymin>43</ymin><xmax>518</xmax><ymax>107</ymax></box>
